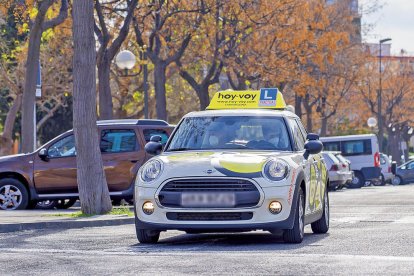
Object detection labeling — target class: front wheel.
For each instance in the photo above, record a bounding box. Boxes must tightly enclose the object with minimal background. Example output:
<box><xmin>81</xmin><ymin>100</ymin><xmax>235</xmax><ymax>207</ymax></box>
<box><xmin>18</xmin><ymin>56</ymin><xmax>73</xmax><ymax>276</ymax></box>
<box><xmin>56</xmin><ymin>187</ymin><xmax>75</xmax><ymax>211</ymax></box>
<box><xmin>135</xmin><ymin>217</ymin><xmax>160</xmax><ymax>244</ymax></box>
<box><xmin>0</xmin><ymin>178</ymin><xmax>29</xmax><ymax>210</ymax></box>
<box><xmin>393</xmin><ymin>175</ymin><xmax>403</xmax><ymax>185</ymax></box>
<box><xmin>311</xmin><ymin>188</ymin><xmax>329</xmax><ymax>234</ymax></box>
<box><xmin>283</xmin><ymin>188</ymin><xmax>305</xmax><ymax>243</ymax></box>
<box><xmin>348</xmin><ymin>172</ymin><xmax>364</xmax><ymax>188</ymax></box>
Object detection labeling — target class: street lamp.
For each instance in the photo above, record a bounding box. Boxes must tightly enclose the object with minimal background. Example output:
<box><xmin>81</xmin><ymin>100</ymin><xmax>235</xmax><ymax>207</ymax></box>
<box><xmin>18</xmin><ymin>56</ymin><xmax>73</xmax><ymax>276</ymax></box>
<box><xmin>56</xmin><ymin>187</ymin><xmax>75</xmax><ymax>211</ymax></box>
<box><xmin>115</xmin><ymin>48</ymin><xmax>149</xmax><ymax>119</ymax></box>
<box><xmin>367</xmin><ymin>117</ymin><xmax>377</xmax><ymax>128</ymax></box>
<box><xmin>378</xmin><ymin>38</ymin><xmax>391</xmax><ymax>152</ymax></box>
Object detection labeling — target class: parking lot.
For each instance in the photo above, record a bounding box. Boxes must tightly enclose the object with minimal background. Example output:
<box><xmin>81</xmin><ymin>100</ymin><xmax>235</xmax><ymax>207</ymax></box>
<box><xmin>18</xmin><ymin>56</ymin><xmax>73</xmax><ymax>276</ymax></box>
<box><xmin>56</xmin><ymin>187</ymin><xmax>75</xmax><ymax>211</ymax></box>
<box><xmin>1</xmin><ymin>184</ymin><xmax>414</xmax><ymax>275</ymax></box>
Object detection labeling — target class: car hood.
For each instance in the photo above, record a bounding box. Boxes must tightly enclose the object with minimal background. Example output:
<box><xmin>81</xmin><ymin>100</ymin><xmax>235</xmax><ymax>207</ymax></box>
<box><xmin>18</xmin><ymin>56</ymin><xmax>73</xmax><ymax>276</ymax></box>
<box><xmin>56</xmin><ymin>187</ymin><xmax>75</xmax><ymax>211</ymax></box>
<box><xmin>153</xmin><ymin>150</ymin><xmax>298</xmax><ymax>179</ymax></box>
<box><xmin>0</xmin><ymin>153</ymin><xmax>28</xmax><ymax>162</ymax></box>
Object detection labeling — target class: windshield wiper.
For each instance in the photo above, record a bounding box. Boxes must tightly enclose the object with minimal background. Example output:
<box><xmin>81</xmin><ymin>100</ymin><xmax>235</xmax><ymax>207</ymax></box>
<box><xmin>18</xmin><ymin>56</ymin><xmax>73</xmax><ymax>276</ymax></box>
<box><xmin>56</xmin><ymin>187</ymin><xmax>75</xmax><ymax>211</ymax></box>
<box><xmin>168</xmin><ymin>148</ymin><xmax>194</xmax><ymax>151</ymax></box>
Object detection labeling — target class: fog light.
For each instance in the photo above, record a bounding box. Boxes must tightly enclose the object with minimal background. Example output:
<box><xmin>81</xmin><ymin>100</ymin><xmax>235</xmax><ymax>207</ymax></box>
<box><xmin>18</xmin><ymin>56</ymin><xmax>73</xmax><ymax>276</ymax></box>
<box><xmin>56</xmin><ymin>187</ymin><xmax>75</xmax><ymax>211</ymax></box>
<box><xmin>142</xmin><ymin>201</ymin><xmax>154</xmax><ymax>215</ymax></box>
<box><xmin>269</xmin><ymin>201</ymin><xmax>282</xmax><ymax>214</ymax></box>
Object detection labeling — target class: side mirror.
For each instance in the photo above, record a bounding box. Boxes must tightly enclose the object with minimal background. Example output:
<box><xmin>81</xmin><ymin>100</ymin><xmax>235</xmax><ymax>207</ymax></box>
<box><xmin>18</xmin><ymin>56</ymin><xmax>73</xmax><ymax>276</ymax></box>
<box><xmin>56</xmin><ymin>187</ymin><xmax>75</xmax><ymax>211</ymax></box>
<box><xmin>391</xmin><ymin>161</ymin><xmax>397</xmax><ymax>175</ymax></box>
<box><xmin>304</xmin><ymin>140</ymin><xmax>323</xmax><ymax>160</ymax></box>
<box><xmin>306</xmin><ymin>133</ymin><xmax>320</xmax><ymax>141</ymax></box>
<box><xmin>38</xmin><ymin>148</ymin><xmax>49</xmax><ymax>161</ymax></box>
<box><xmin>145</xmin><ymin>135</ymin><xmax>163</xmax><ymax>156</ymax></box>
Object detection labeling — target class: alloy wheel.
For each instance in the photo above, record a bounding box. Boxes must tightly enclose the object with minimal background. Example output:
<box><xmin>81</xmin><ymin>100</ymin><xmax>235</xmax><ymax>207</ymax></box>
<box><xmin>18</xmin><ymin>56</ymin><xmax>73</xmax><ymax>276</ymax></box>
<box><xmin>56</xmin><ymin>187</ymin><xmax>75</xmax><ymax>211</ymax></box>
<box><xmin>0</xmin><ymin>185</ymin><xmax>23</xmax><ymax>210</ymax></box>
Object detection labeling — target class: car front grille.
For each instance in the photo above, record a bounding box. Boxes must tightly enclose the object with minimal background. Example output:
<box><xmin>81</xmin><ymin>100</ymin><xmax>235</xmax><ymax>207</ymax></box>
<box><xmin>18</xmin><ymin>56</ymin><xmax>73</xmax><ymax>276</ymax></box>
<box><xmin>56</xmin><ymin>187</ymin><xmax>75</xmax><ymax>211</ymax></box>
<box><xmin>166</xmin><ymin>212</ymin><xmax>253</xmax><ymax>221</ymax></box>
<box><xmin>158</xmin><ymin>178</ymin><xmax>261</xmax><ymax>208</ymax></box>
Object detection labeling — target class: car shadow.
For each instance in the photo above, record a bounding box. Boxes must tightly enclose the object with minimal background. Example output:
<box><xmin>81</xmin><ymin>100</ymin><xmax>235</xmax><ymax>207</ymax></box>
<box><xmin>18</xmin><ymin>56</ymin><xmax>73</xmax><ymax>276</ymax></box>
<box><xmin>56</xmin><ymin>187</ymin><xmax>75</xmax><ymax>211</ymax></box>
<box><xmin>130</xmin><ymin>229</ymin><xmax>330</xmax><ymax>252</ymax></box>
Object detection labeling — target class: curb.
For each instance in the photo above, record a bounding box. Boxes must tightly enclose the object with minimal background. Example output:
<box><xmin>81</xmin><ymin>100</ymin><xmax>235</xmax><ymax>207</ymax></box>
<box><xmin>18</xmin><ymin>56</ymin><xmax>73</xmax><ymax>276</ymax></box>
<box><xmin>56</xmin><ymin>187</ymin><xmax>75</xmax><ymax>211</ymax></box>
<box><xmin>0</xmin><ymin>217</ymin><xmax>134</xmax><ymax>233</ymax></box>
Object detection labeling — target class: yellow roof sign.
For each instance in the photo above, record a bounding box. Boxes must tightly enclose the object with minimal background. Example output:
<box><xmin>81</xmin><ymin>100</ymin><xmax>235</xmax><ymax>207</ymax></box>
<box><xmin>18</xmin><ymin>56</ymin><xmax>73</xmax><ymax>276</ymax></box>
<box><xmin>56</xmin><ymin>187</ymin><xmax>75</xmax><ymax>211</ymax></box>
<box><xmin>206</xmin><ymin>88</ymin><xmax>286</xmax><ymax>110</ymax></box>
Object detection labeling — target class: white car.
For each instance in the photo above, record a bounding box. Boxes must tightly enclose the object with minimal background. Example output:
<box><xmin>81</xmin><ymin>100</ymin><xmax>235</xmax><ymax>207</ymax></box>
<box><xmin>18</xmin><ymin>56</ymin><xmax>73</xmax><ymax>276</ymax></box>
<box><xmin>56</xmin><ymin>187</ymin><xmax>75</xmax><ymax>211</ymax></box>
<box><xmin>320</xmin><ymin>134</ymin><xmax>381</xmax><ymax>188</ymax></box>
<box><xmin>134</xmin><ymin>89</ymin><xmax>329</xmax><ymax>244</ymax></box>
<box><xmin>379</xmin><ymin>153</ymin><xmax>394</xmax><ymax>185</ymax></box>
<box><xmin>322</xmin><ymin>152</ymin><xmax>353</xmax><ymax>190</ymax></box>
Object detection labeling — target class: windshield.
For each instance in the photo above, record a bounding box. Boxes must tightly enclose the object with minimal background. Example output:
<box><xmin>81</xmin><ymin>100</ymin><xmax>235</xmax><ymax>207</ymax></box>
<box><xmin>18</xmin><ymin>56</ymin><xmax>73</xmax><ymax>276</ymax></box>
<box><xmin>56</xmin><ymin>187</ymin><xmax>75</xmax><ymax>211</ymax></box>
<box><xmin>166</xmin><ymin>116</ymin><xmax>292</xmax><ymax>151</ymax></box>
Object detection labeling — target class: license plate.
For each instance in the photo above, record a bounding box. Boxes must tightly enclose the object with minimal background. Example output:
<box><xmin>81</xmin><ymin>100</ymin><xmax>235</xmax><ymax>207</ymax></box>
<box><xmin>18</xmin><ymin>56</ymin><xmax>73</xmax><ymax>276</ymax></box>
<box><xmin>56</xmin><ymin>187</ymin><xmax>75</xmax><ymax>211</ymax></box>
<box><xmin>181</xmin><ymin>193</ymin><xmax>236</xmax><ymax>207</ymax></box>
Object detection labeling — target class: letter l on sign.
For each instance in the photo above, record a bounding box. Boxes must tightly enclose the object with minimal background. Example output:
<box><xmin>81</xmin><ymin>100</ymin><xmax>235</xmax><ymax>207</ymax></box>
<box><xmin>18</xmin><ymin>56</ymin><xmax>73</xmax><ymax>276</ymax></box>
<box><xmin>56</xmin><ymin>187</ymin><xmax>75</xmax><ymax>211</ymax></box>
<box><xmin>263</xmin><ymin>89</ymin><xmax>272</xmax><ymax>99</ymax></box>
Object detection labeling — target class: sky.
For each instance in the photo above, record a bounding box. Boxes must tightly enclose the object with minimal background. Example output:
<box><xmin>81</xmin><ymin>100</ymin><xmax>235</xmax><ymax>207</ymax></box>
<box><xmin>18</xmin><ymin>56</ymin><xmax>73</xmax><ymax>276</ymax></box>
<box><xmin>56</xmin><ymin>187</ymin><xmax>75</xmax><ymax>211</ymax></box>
<box><xmin>361</xmin><ymin>0</ymin><xmax>414</xmax><ymax>55</ymax></box>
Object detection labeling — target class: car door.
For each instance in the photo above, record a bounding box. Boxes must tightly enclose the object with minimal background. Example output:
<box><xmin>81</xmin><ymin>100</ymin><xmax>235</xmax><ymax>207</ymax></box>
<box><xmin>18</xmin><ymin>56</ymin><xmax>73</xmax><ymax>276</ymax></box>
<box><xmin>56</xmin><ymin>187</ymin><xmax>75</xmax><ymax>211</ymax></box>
<box><xmin>287</xmin><ymin>118</ymin><xmax>320</xmax><ymax>214</ymax></box>
<box><xmin>405</xmin><ymin>161</ymin><xmax>414</xmax><ymax>182</ymax></box>
<box><xmin>100</xmin><ymin>128</ymin><xmax>146</xmax><ymax>192</ymax></box>
<box><xmin>33</xmin><ymin>133</ymin><xmax>78</xmax><ymax>194</ymax></box>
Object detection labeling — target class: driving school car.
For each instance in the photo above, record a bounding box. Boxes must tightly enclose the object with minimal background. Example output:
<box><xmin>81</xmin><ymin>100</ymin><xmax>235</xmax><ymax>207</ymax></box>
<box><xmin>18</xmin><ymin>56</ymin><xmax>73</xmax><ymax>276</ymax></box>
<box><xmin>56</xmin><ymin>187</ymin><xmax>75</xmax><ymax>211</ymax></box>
<box><xmin>134</xmin><ymin>89</ymin><xmax>329</xmax><ymax>244</ymax></box>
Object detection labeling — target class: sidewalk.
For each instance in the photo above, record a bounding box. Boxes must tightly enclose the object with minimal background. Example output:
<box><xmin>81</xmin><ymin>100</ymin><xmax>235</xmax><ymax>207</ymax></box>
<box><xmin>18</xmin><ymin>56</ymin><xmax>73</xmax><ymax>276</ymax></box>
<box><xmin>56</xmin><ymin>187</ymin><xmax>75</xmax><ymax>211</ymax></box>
<box><xmin>0</xmin><ymin>209</ymin><xmax>134</xmax><ymax>233</ymax></box>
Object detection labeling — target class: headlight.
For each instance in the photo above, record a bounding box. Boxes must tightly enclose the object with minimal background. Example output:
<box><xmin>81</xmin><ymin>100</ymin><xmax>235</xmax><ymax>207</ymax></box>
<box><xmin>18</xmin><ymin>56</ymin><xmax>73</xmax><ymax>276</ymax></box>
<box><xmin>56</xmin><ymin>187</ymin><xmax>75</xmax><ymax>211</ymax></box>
<box><xmin>141</xmin><ymin>159</ymin><xmax>163</xmax><ymax>182</ymax></box>
<box><xmin>263</xmin><ymin>158</ymin><xmax>289</xmax><ymax>181</ymax></box>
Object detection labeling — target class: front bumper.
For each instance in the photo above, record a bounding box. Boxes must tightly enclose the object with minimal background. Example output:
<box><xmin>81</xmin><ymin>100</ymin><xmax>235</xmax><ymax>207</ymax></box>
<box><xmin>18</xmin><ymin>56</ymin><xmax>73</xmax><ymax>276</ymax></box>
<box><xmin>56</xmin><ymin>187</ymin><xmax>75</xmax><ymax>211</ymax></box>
<box><xmin>134</xmin><ymin>182</ymin><xmax>298</xmax><ymax>231</ymax></box>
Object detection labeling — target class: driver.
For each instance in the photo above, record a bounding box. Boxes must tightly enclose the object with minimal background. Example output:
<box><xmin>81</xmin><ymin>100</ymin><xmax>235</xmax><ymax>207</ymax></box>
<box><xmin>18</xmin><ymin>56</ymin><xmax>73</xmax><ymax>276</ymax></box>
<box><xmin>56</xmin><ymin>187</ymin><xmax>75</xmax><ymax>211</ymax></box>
<box><xmin>207</xmin><ymin>123</ymin><xmax>230</xmax><ymax>148</ymax></box>
<box><xmin>262</xmin><ymin>124</ymin><xmax>283</xmax><ymax>149</ymax></box>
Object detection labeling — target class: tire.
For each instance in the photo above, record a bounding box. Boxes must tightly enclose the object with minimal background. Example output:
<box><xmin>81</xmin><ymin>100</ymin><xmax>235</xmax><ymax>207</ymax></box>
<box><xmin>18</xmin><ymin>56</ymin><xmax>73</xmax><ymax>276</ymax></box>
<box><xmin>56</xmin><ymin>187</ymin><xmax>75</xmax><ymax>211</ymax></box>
<box><xmin>348</xmin><ymin>171</ymin><xmax>364</xmax><ymax>188</ymax></box>
<box><xmin>393</xmin><ymin>175</ymin><xmax>403</xmax><ymax>185</ymax></box>
<box><xmin>374</xmin><ymin>174</ymin><xmax>386</xmax><ymax>186</ymax></box>
<box><xmin>56</xmin><ymin>199</ymin><xmax>77</xmax><ymax>209</ymax></box>
<box><xmin>135</xmin><ymin>217</ymin><xmax>160</xmax><ymax>244</ymax></box>
<box><xmin>311</xmin><ymin>188</ymin><xmax>329</xmax><ymax>234</ymax></box>
<box><xmin>36</xmin><ymin>200</ymin><xmax>59</xmax><ymax>209</ymax></box>
<box><xmin>283</xmin><ymin>188</ymin><xmax>305</xmax><ymax>244</ymax></box>
<box><xmin>0</xmin><ymin>178</ymin><xmax>29</xmax><ymax>210</ymax></box>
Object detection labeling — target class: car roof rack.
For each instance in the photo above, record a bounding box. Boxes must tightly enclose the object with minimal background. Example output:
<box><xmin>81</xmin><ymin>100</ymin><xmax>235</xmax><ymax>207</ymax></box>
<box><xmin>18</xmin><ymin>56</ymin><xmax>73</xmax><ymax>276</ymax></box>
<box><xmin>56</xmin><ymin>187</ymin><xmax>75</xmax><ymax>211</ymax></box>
<box><xmin>97</xmin><ymin>119</ymin><xmax>169</xmax><ymax>126</ymax></box>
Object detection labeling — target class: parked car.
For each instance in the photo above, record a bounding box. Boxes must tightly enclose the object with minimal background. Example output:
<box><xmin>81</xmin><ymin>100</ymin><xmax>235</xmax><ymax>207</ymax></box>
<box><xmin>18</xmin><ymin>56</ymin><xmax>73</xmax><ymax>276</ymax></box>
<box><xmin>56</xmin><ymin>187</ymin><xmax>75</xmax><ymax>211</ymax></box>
<box><xmin>322</xmin><ymin>152</ymin><xmax>353</xmax><ymax>190</ymax></box>
<box><xmin>393</xmin><ymin>159</ymin><xmax>414</xmax><ymax>185</ymax></box>
<box><xmin>377</xmin><ymin>153</ymin><xmax>394</xmax><ymax>186</ymax></box>
<box><xmin>332</xmin><ymin>152</ymin><xmax>353</xmax><ymax>188</ymax></box>
<box><xmin>0</xmin><ymin>119</ymin><xmax>174</xmax><ymax>210</ymax></box>
<box><xmin>320</xmin><ymin>134</ymin><xmax>381</xmax><ymax>188</ymax></box>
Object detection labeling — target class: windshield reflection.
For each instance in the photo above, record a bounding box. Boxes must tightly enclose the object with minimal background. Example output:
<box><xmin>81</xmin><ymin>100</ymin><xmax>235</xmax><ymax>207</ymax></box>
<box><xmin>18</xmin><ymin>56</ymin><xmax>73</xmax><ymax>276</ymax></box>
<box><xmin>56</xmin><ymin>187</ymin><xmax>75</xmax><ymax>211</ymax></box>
<box><xmin>166</xmin><ymin>116</ymin><xmax>292</xmax><ymax>151</ymax></box>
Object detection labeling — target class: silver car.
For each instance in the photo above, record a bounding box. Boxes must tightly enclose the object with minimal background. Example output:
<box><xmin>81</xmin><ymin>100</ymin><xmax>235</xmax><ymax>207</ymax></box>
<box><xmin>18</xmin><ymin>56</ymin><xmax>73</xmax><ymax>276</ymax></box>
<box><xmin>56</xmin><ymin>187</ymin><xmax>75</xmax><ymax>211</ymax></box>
<box><xmin>322</xmin><ymin>152</ymin><xmax>353</xmax><ymax>190</ymax></box>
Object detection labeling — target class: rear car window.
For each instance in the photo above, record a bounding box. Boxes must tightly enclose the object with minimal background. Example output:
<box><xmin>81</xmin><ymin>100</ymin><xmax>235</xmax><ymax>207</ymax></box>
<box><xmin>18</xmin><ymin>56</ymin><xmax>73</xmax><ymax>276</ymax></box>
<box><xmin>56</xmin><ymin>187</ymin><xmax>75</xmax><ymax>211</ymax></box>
<box><xmin>341</xmin><ymin>139</ymin><xmax>372</xmax><ymax>156</ymax></box>
<box><xmin>100</xmin><ymin>129</ymin><xmax>138</xmax><ymax>153</ymax></box>
<box><xmin>335</xmin><ymin>154</ymin><xmax>348</xmax><ymax>164</ymax></box>
<box><xmin>143</xmin><ymin>129</ymin><xmax>169</xmax><ymax>145</ymax></box>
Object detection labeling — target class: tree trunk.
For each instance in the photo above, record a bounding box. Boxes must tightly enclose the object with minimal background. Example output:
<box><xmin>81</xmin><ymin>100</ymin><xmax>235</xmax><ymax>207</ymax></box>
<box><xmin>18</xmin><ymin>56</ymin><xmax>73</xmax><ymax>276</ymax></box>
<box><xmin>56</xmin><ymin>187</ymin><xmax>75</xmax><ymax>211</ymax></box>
<box><xmin>97</xmin><ymin>57</ymin><xmax>113</xmax><ymax>119</ymax></box>
<box><xmin>320</xmin><ymin>117</ymin><xmax>328</xmax><ymax>137</ymax></box>
<box><xmin>198</xmin><ymin>85</ymin><xmax>210</xmax><ymax>110</ymax></box>
<box><xmin>303</xmin><ymin>94</ymin><xmax>313</xmax><ymax>133</ymax></box>
<box><xmin>0</xmin><ymin>94</ymin><xmax>22</xmax><ymax>156</ymax></box>
<box><xmin>21</xmin><ymin>15</ymin><xmax>45</xmax><ymax>153</ymax></box>
<box><xmin>72</xmin><ymin>0</ymin><xmax>112</xmax><ymax>215</ymax></box>
<box><xmin>153</xmin><ymin>62</ymin><xmax>168</xmax><ymax>120</ymax></box>
<box><xmin>295</xmin><ymin>93</ymin><xmax>303</xmax><ymax>119</ymax></box>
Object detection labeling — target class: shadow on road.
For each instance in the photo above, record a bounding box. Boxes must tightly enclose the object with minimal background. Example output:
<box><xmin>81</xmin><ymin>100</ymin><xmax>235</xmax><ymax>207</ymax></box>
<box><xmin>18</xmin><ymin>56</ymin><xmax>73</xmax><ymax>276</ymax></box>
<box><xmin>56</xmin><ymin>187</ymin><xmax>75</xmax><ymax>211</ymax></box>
<box><xmin>131</xmin><ymin>230</ymin><xmax>330</xmax><ymax>252</ymax></box>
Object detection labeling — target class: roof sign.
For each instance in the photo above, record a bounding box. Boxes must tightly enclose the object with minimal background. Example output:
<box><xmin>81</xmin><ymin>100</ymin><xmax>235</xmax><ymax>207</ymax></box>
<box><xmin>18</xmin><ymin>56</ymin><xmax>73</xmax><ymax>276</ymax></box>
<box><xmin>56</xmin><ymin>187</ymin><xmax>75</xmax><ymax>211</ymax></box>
<box><xmin>206</xmin><ymin>88</ymin><xmax>287</xmax><ymax>110</ymax></box>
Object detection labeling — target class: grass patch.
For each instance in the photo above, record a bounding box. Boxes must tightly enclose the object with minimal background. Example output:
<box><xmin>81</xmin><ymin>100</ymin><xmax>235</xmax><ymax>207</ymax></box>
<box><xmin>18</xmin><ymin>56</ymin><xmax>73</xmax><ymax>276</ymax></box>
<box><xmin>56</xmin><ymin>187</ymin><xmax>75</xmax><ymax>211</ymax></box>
<box><xmin>44</xmin><ymin>206</ymin><xmax>133</xmax><ymax>218</ymax></box>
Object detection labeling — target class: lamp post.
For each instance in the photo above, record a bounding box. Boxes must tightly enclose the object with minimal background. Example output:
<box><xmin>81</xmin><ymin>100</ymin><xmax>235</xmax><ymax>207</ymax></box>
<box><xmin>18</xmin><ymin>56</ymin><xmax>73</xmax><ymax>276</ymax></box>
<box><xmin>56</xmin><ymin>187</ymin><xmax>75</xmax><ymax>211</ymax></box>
<box><xmin>115</xmin><ymin>48</ymin><xmax>149</xmax><ymax>119</ymax></box>
<box><xmin>378</xmin><ymin>38</ymin><xmax>391</xmax><ymax>152</ymax></box>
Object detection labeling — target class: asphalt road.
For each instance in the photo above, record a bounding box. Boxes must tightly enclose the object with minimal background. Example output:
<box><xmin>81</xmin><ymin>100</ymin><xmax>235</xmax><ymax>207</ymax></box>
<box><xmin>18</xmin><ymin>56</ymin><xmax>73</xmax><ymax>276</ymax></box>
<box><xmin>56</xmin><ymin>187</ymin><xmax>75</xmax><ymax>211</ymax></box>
<box><xmin>1</xmin><ymin>184</ymin><xmax>414</xmax><ymax>275</ymax></box>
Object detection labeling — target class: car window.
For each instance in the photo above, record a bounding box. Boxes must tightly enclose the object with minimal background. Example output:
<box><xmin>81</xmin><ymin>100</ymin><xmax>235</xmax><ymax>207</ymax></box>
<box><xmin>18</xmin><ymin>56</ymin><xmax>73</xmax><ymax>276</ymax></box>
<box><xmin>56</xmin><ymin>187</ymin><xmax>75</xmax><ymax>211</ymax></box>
<box><xmin>408</xmin><ymin>162</ymin><xmax>414</xmax><ymax>170</ymax></box>
<box><xmin>100</xmin><ymin>129</ymin><xmax>138</xmax><ymax>153</ymax></box>
<box><xmin>323</xmin><ymin>141</ymin><xmax>340</xmax><ymax>152</ymax></box>
<box><xmin>48</xmin><ymin>135</ymin><xmax>76</xmax><ymax>158</ymax></box>
<box><xmin>287</xmin><ymin>118</ymin><xmax>305</xmax><ymax>151</ymax></box>
<box><xmin>143</xmin><ymin>129</ymin><xmax>170</xmax><ymax>145</ymax></box>
<box><xmin>341</xmin><ymin>139</ymin><xmax>372</xmax><ymax>156</ymax></box>
<box><xmin>380</xmin><ymin>155</ymin><xmax>386</xmax><ymax>165</ymax></box>
<box><xmin>166</xmin><ymin>116</ymin><xmax>292</xmax><ymax>151</ymax></box>
<box><xmin>328</xmin><ymin>153</ymin><xmax>340</xmax><ymax>163</ymax></box>
<box><xmin>295</xmin><ymin>119</ymin><xmax>308</xmax><ymax>139</ymax></box>
<box><xmin>335</xmin><ymin>154</ymin><xmax>348</xmax><ymax>164</ymax></box>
